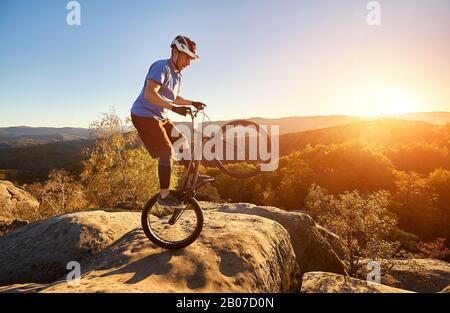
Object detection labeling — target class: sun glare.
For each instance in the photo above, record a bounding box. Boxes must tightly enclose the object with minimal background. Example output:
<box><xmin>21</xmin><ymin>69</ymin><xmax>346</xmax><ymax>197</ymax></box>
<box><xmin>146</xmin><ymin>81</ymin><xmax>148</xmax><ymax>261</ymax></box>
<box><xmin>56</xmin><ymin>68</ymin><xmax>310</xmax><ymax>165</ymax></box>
<box><xmin>345</xmin><ymin>82</ymin><xmax>423</xmax><ymax>117</ymax></box>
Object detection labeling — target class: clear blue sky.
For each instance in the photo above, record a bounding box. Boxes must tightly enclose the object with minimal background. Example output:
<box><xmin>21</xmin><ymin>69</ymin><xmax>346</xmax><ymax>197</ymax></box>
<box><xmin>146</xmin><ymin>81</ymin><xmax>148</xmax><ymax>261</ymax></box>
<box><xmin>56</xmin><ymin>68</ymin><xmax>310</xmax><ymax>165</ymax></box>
<box><xmin>1</xmin><ymin>0</ymin><xmax>449</xmax><ymax>127</ymax></box>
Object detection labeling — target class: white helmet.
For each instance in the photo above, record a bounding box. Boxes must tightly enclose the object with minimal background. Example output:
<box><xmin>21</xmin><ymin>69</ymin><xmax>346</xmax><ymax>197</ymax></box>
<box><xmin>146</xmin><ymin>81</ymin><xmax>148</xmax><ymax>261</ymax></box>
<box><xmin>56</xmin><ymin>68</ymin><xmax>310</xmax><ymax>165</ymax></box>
<box><xmin>170</xmin><ymin>35</ymin><xmax>199</xmax><ymax>61</ymax></box>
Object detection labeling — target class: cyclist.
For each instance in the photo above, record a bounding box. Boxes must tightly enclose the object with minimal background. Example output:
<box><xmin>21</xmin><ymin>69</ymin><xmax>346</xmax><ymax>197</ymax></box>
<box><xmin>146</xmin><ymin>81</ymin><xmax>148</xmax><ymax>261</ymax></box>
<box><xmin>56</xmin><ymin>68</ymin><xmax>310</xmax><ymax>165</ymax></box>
<box><xmin>131</xmin><ymin>35</ymin><xmax>206</xmax><ymax>206</ymax></box>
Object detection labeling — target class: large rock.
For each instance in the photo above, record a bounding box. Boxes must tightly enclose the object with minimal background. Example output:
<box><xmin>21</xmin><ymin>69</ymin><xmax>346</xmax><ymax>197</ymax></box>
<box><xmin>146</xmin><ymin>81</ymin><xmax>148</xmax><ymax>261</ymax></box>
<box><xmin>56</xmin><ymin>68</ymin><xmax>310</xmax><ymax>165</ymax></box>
<box><xmin>0</xmin><ymin>180</ymin><xmax>39</xmax><ymax>221</ymax></box>
<box><xmin>301</xmin><ymin>272</ymin><xmax>413</xmax><ymax>293</ymax></box>
<box><xmin>203</xmin><ymin>202</ymin><xmax>347</xmax><ymax>276</ymax></box>
<box><xmin>361</xmin><ymin>258</ymin><xmax>450</xmax><ymax>293</ymax></box>
<box><xmin>316</xmin><ymin>224</ymin><xmax>346</xmax><ymax>260</ymax></box>
<box><xmin>0</xmin><ymin>209</ymin><xmax>301</xmax><ymax>292</ymax></box>
<box><xmin>0</xmin><ymin>210</ymin><xmax>141</xmax><ymax>285</ymax></box>
<box><xmin>0</xmin><ymin>216</ymin><xmax>29</xmax><ymax>237</ymax></box>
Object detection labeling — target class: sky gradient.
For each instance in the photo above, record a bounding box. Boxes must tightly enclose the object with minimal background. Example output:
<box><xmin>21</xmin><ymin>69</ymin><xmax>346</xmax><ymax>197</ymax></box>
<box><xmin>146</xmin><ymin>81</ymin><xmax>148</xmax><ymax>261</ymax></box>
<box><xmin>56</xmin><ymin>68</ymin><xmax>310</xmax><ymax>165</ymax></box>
<box><xmin>1</xmin><ymin>0</ymin><xmax>449</xmax><ymax>127</ymax></box>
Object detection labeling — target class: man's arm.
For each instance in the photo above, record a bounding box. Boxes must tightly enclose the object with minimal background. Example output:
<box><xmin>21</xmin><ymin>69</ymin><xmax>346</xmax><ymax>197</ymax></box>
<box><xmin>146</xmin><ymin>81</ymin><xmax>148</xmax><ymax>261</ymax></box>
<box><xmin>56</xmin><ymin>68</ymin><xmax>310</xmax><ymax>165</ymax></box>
<box><xmin>173</xmin><ymin>95</ymin><xmax>193</xmax><ymax>106</ymax></box>
<box><xmin>144</xmin><ymin>79</ymin><xmax>174</xmax><ymax>110</ymax></box>
<box><xmin>175</xmin><ymin>96</ymin><xmax>207</xmax><ymax>110</ymax></box>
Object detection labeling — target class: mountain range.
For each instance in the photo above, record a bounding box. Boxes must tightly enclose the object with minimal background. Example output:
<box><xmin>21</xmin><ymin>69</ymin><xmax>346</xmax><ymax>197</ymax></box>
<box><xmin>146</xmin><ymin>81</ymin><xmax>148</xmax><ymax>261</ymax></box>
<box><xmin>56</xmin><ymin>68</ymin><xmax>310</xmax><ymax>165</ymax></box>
<box><xmin>1</xmin><ymin>111</ymin><xmax>449</xmax><ymax>184</ymax></box>
<box><xmin>2</xmin><ymin>111</ymin><xmax>448</xmax><ymax>149</ymax></box>
<box><xmin>0</xmin><ymin>127</ymin><xmax>96</xmax><ymax>149</ymax></box>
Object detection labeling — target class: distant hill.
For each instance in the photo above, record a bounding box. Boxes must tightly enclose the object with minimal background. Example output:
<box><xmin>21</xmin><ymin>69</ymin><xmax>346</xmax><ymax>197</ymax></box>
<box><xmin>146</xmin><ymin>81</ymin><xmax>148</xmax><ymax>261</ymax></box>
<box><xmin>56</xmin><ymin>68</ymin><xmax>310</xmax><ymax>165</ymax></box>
<box><xmin>176</xmin><ymin>111</ymin><xmax>450</xmax><ymax>135</ymax></box>
<box><xmin>0</xmin><ymin>139</ymin><xmax>95</xmax><ymax>183</ymax></box>
<box><xmin>2</xmin><ymin>112</ymin><xmax>449</xmax><ymax>148</ymax></box>
<box><xmin>392</xmin><ymin>112</ymin><xmax>450</xmax><ymax>125</ymax></box>
<box><xmin>248</xmin><ymin>112</ymin><xmax>450</xmax><ymax>134</ymax></box>
<box><xmin>279</xmin><ymin>118</ymin><xmax>446</xmax><ymax>155</ymax></box>
<box><xmin>214</xmin><ymin>115</ymin><xmax>374</xmax><ymax>135</ymax></box>
<box><xmin>175</xmin><ymin>115</ymin><xmax>374</xmax><ymax>135</ymax></box>
<box><xmin>1</xmin><ymin>117</ymin><xmax>447</xmax><ymax>184</ymax></box>
<box><xmin>0</xmin><ymin>126</ymin><xmax>97</xmax><ymax>148</ymax></box>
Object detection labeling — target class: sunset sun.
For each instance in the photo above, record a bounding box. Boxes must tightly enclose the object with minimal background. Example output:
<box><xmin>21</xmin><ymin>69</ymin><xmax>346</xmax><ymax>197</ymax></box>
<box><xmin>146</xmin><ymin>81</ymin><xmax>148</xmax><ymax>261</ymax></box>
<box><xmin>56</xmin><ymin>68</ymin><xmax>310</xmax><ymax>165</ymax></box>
<box><xmin>346</xmin><ymin>82</ymin><xmax>424</xmax><ymax>117</ymax></box>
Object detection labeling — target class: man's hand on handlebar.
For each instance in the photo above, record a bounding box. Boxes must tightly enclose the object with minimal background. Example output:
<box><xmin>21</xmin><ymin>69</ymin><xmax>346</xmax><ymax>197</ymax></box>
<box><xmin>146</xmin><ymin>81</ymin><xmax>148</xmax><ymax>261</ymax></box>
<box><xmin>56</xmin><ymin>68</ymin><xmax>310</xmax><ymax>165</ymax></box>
<box><xmin>171</xmin><ymin>105</ymin><xmax>191</xmax><ymax>116</ymax></box>
<box><xmin>191</xmin><ymin>101</ymin><xmax>207</xmax><ymax>110</ymax></box>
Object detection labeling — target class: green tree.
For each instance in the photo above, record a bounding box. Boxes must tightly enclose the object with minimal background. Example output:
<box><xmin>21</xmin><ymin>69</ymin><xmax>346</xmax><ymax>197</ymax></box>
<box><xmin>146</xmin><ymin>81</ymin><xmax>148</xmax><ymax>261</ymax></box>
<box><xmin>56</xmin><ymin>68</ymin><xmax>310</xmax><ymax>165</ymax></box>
<box><xmin>25</xmin><ymin>169</ymin><xmax>87</xmax><ymax>219</ymax></box>
<box><xmin>390</xmin><ymin>170</ymin><xmax>448</xmax><ymax>241</ymax></box>
<box><xmin>428</xmin><ymin>167</ymin><xmax>450</xmax><ymax>208</ymax></box>
<box><xmin>393</xmin><ymin>170</ymin><xmax>437</xmax><ymax>208</ymax></box>
<box><xmin>305</xmin><ymin>185</ymin><xmax>400</xmax><ymax>276</ymax></box>
<box><xmin>275</xmin><ymin>155</ymin><xmax>314</xmax><ymax>209</ymax></box>
<box><xmin>304</xmin><ymin>184</ymin><xmax>333</xmax><ymax>218</ymax></box>
<box><xmin>300</xmin><ymin>140</ymin><xmax>395</xmax><ymax>194</ymax></box>
<box><xmin>387</xmin><ymin>142</ymin><xmax>448</xmax><ymax>174</ymax></box>
<box><xmin>417</xmin><ymin>238</ymin><xmax>450</xmax><ymax>260</ymax></box>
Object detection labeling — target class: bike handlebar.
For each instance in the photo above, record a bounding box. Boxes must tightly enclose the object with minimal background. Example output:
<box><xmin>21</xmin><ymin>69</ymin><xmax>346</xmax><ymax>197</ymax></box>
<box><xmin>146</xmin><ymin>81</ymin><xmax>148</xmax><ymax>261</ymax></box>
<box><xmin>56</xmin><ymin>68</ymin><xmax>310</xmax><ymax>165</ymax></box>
<box><xmin>188</xmin><ymin>107</ymin><xmax>204</xmax><ymax>118</ymax></box>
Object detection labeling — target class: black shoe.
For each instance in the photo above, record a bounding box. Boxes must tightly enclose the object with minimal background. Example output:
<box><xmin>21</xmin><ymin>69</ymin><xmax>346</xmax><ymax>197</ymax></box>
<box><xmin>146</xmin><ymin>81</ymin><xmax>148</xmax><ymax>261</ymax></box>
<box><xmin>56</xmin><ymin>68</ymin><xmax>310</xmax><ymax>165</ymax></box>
<box><xmin>157</xmin><ymin>193</ymin><xmax>181</xmax><ymax>207</ymax></box>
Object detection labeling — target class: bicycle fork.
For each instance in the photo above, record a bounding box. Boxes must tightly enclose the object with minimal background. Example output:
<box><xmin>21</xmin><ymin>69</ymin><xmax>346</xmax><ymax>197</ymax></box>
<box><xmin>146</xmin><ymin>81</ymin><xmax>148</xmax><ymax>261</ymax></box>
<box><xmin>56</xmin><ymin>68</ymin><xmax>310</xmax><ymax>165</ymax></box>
<box><xmin>168</xmin><ymin>208</ymin><xmax>184</xmax><ymax>225</ymax></box>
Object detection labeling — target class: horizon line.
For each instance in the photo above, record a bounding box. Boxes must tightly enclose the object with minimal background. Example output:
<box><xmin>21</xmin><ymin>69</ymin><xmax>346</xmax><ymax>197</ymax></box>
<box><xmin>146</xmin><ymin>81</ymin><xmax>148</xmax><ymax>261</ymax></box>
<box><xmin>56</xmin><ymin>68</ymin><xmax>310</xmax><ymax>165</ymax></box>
<box><xmin>1</xmin><ymin>111</ymin><xmax>449</xmax><ymax>129</ymax></box>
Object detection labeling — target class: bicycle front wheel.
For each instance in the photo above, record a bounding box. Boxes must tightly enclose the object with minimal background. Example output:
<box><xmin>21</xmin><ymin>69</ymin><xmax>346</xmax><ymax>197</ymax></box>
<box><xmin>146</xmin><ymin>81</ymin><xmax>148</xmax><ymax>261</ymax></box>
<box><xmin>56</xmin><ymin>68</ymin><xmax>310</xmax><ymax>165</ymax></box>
<box><xmin>141</xmin><ymin>190</ymin><xmax>203</xmax><ymax>250</ymax></box>
<box><xmin>215</xmin><ymin>119</ymin><xmax>274</xmax><ymax>178</ymax></box>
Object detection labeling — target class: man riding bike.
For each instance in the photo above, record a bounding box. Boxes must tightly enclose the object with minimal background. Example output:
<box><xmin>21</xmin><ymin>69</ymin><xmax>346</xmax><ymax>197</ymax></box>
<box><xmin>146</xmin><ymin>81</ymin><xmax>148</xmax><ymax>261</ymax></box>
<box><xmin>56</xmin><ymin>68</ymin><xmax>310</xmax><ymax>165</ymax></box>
<box><xmin>131</xmin><ymin>35</ymin><xmax>206</xmax><ymax>207</ymax></box>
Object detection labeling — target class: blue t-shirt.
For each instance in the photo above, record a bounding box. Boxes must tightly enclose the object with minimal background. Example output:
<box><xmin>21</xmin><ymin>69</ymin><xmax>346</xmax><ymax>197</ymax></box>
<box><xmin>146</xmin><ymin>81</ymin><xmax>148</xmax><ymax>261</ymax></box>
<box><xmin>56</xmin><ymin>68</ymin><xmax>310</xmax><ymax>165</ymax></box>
<box><xmin>131</xmin><ymin>59</ymin><xmax>181</xmax><ymax>119</ymax></box>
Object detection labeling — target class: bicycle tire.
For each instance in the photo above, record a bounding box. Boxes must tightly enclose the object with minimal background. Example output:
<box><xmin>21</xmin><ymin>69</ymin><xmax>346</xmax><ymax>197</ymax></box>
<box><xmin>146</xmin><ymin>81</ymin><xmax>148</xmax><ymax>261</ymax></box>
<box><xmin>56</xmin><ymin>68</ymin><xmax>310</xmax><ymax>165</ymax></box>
<box><xmin>141</xmin><ymin>191</ymin><xmax>203</xmax><ymax>250</ymax></box>
<box><xmin>215</xmin><ymin>119</ymin><xmax>273</xmax><ymax>178</ymax></box>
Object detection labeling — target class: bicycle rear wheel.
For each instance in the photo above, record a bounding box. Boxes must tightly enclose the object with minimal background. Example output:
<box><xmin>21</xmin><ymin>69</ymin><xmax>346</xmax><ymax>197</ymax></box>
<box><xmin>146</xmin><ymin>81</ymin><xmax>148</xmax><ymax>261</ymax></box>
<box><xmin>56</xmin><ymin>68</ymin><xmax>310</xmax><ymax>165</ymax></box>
<box><xmin>141</xmin><ymin>190</ymin><xmax>203</xmax><ymax>250</ymax></box>
<box><xmin>214</xmin><ymin>120</ymin><xmax>274</xmax><ymax>178</ymax></box>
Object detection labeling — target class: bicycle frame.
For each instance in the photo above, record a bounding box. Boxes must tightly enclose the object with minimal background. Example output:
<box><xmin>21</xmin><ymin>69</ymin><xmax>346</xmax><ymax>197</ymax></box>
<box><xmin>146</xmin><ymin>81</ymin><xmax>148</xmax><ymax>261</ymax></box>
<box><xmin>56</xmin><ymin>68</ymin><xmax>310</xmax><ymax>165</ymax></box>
<box><xmin>144</xmin><ymin>108</ymin><xmax>270</xmax><ymax>247</ymax></box>
<box><xmin>177</xmin><ymin>108</ymin><xmax>211</xmax><ymax>202</ymax></box>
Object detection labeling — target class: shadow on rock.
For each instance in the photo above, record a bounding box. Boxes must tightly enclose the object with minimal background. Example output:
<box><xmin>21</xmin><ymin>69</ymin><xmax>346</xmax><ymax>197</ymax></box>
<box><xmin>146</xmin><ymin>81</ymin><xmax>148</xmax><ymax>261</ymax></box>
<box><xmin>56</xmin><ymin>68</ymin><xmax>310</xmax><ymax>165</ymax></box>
<box><xmin>219</xmin><ymin>250</ymin><xmax>248</xmax><ymax>277</ymax></box>
<box><xmin>100</xmin><ymin>250</ymin><xmax>174</xmax><ymax>284</ymax></box>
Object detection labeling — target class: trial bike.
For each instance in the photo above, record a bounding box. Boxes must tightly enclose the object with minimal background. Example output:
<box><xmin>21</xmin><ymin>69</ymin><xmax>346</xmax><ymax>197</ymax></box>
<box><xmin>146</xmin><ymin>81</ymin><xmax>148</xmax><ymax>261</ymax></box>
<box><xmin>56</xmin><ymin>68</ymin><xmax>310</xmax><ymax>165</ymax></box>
<box><xmin>141</xmin><ymin>108</ymin><xmax>274</xmax><ymax>249</ymax></box>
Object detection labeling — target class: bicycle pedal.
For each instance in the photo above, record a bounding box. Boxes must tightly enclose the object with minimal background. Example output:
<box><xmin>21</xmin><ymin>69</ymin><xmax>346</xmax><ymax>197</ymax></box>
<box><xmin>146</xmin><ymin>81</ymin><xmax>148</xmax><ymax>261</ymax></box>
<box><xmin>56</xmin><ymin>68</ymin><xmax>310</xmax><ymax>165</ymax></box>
<box><xmin>197</xmin><ymin>175</ymin><xmax>214</xmax><ymax>183</ymax></box>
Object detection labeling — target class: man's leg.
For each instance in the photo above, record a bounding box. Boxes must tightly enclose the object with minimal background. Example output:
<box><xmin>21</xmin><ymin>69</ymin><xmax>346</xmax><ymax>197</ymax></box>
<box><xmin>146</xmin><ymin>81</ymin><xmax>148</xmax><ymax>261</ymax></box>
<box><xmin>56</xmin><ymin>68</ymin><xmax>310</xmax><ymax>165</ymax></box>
<box><xmin>130</xmin><ymin>115</ymin><xmax>182</xmax><ymax>206</ymax></box>
<box><xmin>158</xmin><ymin>155</ymin><xmax>172</xmax><ymax>198</ymax></box>
<box><xmin>163</xmin><ymin>120</ymin><xmax>193</xmax><ymax>173</ymax></box>
<box><xmin>157</xmin><ymin>155</ymin><xmax>182</xmax><ymax>206</ymax></box>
